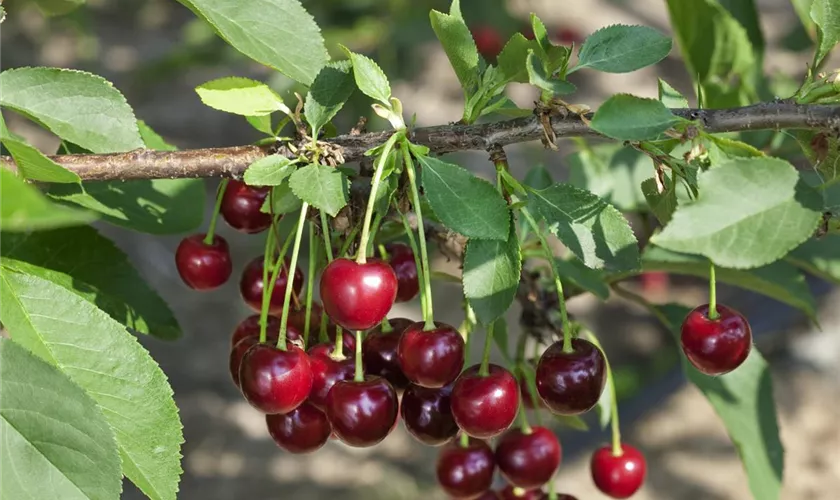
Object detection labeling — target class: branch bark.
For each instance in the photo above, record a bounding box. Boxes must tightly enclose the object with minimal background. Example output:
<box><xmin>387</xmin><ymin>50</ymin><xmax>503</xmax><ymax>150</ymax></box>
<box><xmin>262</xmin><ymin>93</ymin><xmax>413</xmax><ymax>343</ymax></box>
<box><xmin>2</xmin><ymin>102</ymin><xmax>839</xmax><ymax>182</ymax></box>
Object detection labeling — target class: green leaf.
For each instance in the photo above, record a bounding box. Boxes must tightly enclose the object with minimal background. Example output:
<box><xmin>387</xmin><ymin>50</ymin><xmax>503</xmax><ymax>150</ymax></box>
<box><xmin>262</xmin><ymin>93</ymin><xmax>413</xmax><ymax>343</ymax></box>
<box><xmin>811</xmin><ymin>0</ymin><xmax>840</xmax><ymax>67</ymax></box>
<box><xmin>0</xmin><ymin>67</ymin><xmax>143</xmax><ymax>153</ymax></box>
<box><xmin>719</xmin><ymin>0</ymin><xmax>765</xmax><ymax>62</ymax></box>
<box><xmin>0</xmin><ymin>271</ymin><xmax>184</xmax><ymax>500</ymax></box>
<box><xmin>418</xmin><ymin>155</ymin><xmax>510</xmax><ymax>240</ymax></box>
<box><xmin>0</xmin><ymin>168</ymin><xmax>96</xmax><ymax>232</ymax></box>
<box><xmin>344</xmin><ymin>49</ymin><xmax>391</xmax><ymax>105</ymax></box>
<box><xmin>527</xmin><ymin>183</ymin><xmax>640</xmax><ymax>272</ymax></box>
<box><xmin>288</xmin><ymin>163</ymin><xmax>348</xmax><ymax>216</ymax></box>
<box><xmin>175</xmin><ymin>0</ymin><xmax>327</xmax><ymax>85</ymax></box>
<box><xmin>568</xmin><ymin>143</ymin><xmax>650</xmax><ymax>212</ymax></box>
<box><xmin>658</xmin><ymin>78</ymin><xmax>689</xmax><ymax>108</ymax></box>
<box><xmin>794</xmin><ymin>130</ymin><xmax>840</xmax><ymax>184</ymax></box>
<box><xmin>245</xmin><ymin>115</ymin><xmax>273</xmax><ymax>136</ymax></box>
<box><xmin>523</xmin><ymin>164</ymin><xmax>554</xmax><ymax>190</ymax></box>
<box><xmin>496</xmin><ymin>34</ymin><xmax>535</xmax><ymax>84</ymax></box>
<box><xmin>706</xmin><ymin>135</ymin><xmax>765</xmax><ymax>161</ymax></box>
<box><xmin>641</xmin><ymin>176</ymin><xmax>677</xmax><ymax>225</ymax></box>
<box><xmin>0</xmin><ymin>338</ymin><xmax>122</xmax><ymax>500</ymax></box>
<box><xmin>195</xmin><ymin>77</ymin><xmax>286</xmax><ymax>116</ymax></box>
<box><xmin>651</xmin><ymin>157</ymin><xmax>823</xmax><ymax>268</ymax></box>
<box><xmin>31</xmin><ymin>0</ymin><xmax>86</xmax><ymax>16</ymax></box>
<box><xmin>430</xmin><ymin>10</ymin><xmax>480</xmax><ymax>91</ymax></box>
<box><xmin>0</xmin><ymin>227</ymin><xmax>180</xmax><ymax>339</ymax></box>
<box><xmin>462</xmin><ymin>220</ymin><xmax>521</xmax><ymax>325</ymax></box>
<box><xmin>654</xmin><ymin>304</ymin><xmax>784</xmax><ymax>500</ymax></box>
<box><xmin>590</xmin><ymin>94</ymin><xmax>679</xmax><ymax>141</ymax></box>
<box><xmin>137</xmin><ymin>120</ymin><xmax>178</xmax><ymax>151</ymax></box>
<box><xmin>554</xmin><ymin>257</ymin><xmax>609</xmax><ymax>300</ymax></box>
<box><xmin>305</xmin><ymin>61</ymin><xmax>355</xmax><ymax>136</ymax></box>
<box><xmin>787</xmin><ymin>234</ymin><xmax>840</xmax><ymax>284</ymax></box>
<box><xmin>1</xmin><ymin>136</ymin><xmax>80</xmax><ymax>184</ymax></box>
<box><xmin>526</xmin><ymin>51</ymin><xmax>576</xmax><ymax>95</ymax></box>
<box><xmin>261</xmin><ymin>178</ymin><xmax>302</xmax><ymax>214</ymax></box>
<box><xmin>573</xmin><ymin>24</ymin><xmax>672</xmax><ymax>73</ymax></box>
<box><xmin>491</xmin><ymin>318</ymin><xmax>511</xmax><ymax>363</ymax></box>
<box><xmin>243</xmin><ymin>155</ymin><xmax>295</xmax><ymax>186</ymax></box>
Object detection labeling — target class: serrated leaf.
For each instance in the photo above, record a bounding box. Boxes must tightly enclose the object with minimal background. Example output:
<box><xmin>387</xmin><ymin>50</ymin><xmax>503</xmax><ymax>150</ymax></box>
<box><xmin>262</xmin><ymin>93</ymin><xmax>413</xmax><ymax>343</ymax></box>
<box><xmin>430</xmin><ymin>10</ymin><xmax>480</xmax><ymax>91</ymax></box>
<box><xmin>137</xmin><ymin>120</ymin><xmax>178</xmax><ymax>151</ymax></box>
<box><xmin>526</xmin><ymin>50</ymin><xmax>576</xmax><ymax>95</ymax></box>
<box><xmin>591</xmin><ymin>94</ymin><xmax>679</xmax><ymax>141</ymax></box>
<box><xmin>641</xmin><ymin>176</ymin><xmax>677</xmax><ymax>225</ymax></box>
<box><xmin>243</xmin><ymin>155</ymin><xmax>295</xmax><ymax>186</ymax></box>
<box><xmin>652</xmin><ymin>158</ymin><xmax>823</xmax><ymax>268</ymax></box>
<box><xmin>463</xmin><ymin>220</ymin><xmax>520</xmax><ymax>325</ymax></box>
<box><xmin>1</xmin><ymin>136</ymin><xmax>80</xmax><ymax>183</ymax></box>
<box><xmin>573</xmin><ymin>24</ymin><xmax>672</xmax><ymax>73</ymax></box>
<box><xmin>261</xmin><ymin>178</ymin><xmax>302</xmax><ymax>214</ymax></box>
<box><xmin>496</xmin><ymin>34</ymin><xmax>534</xmax><ymax>84</ymax></box>
<box><xmin>811</xmin><ymin>0</ymin><xmax>840</xmax><ymax>67</ymax></box>
<box><xmin>288</xmin><ymin>163</ymin><xmax>348</xmax><ymax>216</ymax></box>
<box><xmin>418</xmin><ymin>155</ymin><xmax>510</xmax><ymax>240</ymax></box>
<box><xmin>31</xmin><ymin>0</ymin><xmax>85</xmax><ymax>16</ymax></box>
<box><xmin>554</xmin><ymin>257</ymin><xmax>609</xmax><ymax>300</ymax></box>
<box><xmin>175</xmin><ymin>0</ymin><xmax>327</xmax><ymax>85</ymax></box>
<box><xmin>195</xmin><ymin>77</ymin><xmax>285</xmax><ymax>116</ymax></box>
<box><xmin>658</xmin><ymin>78</ymin><xmax>689</xmax><ymax>108</ymax></box>
<box><xmin>568</xmin><ymin>143</ymin><xmax>650</xmax><ymax>211</ymax></box>
<box><xmin>344</xmin><ymin>49</ymin><xmax>391</xmax><ymax>105</ymax></box>
<box><xmin>305</xmin><ymin>61</ymin><xmax>355</xmax><ymax>136</ymax></box>
<box><xmin>0</xmin><ymin>168</ymin><xmax>96</xmax><ymax>231</ymax></box>
<box><xmin>0</xmin><ymin>338</ymin><xmax>122</xmax><ymax>500</ymax></box>
<box><xmin>524</xmin><ymin>164</ymin><xmax>554</xmax><ymax>190</ymax></box>
<box><xmin>0</xmin><ymin>271</ymin><xmax>184</xmax><ymax>500</ymax></box>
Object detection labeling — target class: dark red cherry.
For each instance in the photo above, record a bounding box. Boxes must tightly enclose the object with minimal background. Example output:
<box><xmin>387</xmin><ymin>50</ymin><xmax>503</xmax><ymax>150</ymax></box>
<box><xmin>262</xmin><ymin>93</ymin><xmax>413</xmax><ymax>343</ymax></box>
<box><xmin>238</xmin><ymin>343</ymin><xmax>312</xmax><ymax>414</ymax></box>
<box><xmin>325</xmin><ymin>376</ymin><xmax>399</xmax><ymax>447</ymax></box>
<box><xmin>476</xmin><ymin>491</ymin><xmax>502</xmax><ymax>500</ymax></box>
<box><xmin>175</xmin><ymin>234</ymin><xmax>232</xmax><ymax>290</ymax></box>
<box><xmin>451</xmin><ymin>364</ymin><xmax>519</xmax><ymax>439</ymax></box>
<box><xmin>220</xmin><ymin>179</ymin><xmax>272</xmax><ymax>233</ymax></box>
<box><xmin>306</xmin><ymin>342</ymin><xmax>355</xmax><ymax>410</ymax></box>
<box><xmin>680</xmin><ymin>304</ymin><xmax>752</xmax><ymax>375</ymax></box>
<box><xmin>495</xmin><ymin>426</ymin><xmax>561</xmax><ymax>489</ymax></box>
<box><xmin>471</xmin><ymin>24</ymin><xmax>504</xmax><ymax>60</ymax></box>
<box><xmin>265</xmin><ymin>402</ymin><xmax>331</xmax><ymax>453</ymax></box>
<box><xmin>239</xmin><ymin>256</ymin><xmax>304</xmax><ymax>314</ymax></box>
<box><xmin>385</xmin><ymin>243</ymin><xmax>419</xmax><ymax>303</ymax></box>
<box><xmin>498</xmin><ymin>485</ymin><xmax>548</xmax><ymax>500</ymax></box>
<box><xmin>319</xmin><ymin>258</ymin><xmax>398</xmax><ymax>331</ymax></box>
<box><xmin>401</xmin><ymin>383</ymin><xmax>459</xmax><ymax>446</ymax></box>
<box><xmin>398</xmin><ymin>321</ymin><xmax>465</xmax><ymax>388</ymax></box>
<box><xmin>363</xmin><ymin>318</ymin><xmax>413</xmax><ymax>390</ymax></box>
<box><xmin>590</xmin><ymin>444</ymin><xmax>646</xmax><ymax>499</ymax></box>
<box><xmin>229</xmin><ymin>335</ymin><xmax>261</xmax><ymax>388</ymax></box>
<box><xmin>231</xmin><ymin>315</ymin><xmax>303</xmax><ymax>349</ymax></box>
<box><xmin>436</xmin><ymin>438</ymin><xmax>496</xmax><ymax>499</ymax></box>
<box><xmin>536</xmin><ymin>338</ymin><xmax>606</xmax><ymax>415</ymax></box>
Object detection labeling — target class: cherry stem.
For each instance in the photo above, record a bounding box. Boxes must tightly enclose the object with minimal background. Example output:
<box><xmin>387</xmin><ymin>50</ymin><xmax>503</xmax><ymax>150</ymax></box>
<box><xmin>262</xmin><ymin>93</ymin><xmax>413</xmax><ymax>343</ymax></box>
<box><xmin>517</xmin><ymin>396</ymin><xmax>533</xmax><ymax>434</ymax></box>
<box><xmin>338</xmin><ymin>223</ymin><xmax>360</xmax><ymax>258</ymax></box>
<box><xmin>276</xmin><ymin>204</ymin><xmax>308</xmax><ymax>350</ymax></box>
<box><xmin>320</xmin><ymin>210</ymin><xmax>334</xmax><ymax>262</ymax></box>
<box><xmin>302</xmin><ymin>222</ymin><xmax>318</xmax><ymax>347</ymax></box>
<box><xmin>600</xmin><ymin>339</ymin><xmax>622</xmax><ymax>457</ymax></box>
<box><xmin>356</xmin><ymin>132</ymin><xmax>401</xmax><ymax>264</ymax></box>
<box><xmin>380</xmin><ymin>317</ymin><xmax>393</xmax><ymax>334</ymax></box>
<box><xmin>478</xmin><ymin>320</ymin><xmax>494</xmax><ymax>377</ymax></box>
<box><xmin>708</xmin><ymin>261</ymin><xmax>719</xmax><ymax>320</ymax></box>
<box><xmin>397</xmin><ymin>208</ymin><xmax>429</xmax><ymax>322</ymax></box>
<box><xmin>354</xmin><ymin>330</ymin><xmax>364</xmax><ymax>382</ymax></box>
<box><xmin>548</xmin><ymin>480</ymin><xmax>557</xmax><ymax>500</ymax></box>
<box><xmin>258</xmin><ymin>215</ymin><xmax>280</xmax><ymax>344</ymax></box>
<box><xmin>203</xmin><ymin>178</ymin><xmax>229</xmax><ymax>245</ymax></box>
<box><xmin>334</xmin><ymin>325</ymin><xmax>344</xmax><ymax>358</ymax></box>
<box><xmin>403</xmin><ymin>146</ymin><xmax>435</xmax><ymax>330</ymax></box>
<box><xmin>459</xmin><ymin>432</ymin><xmax>469</xmax><ymax>448</ymax></box>
<box><xmin>462</xmin><ymin>302</ymin><xmax>477</xmax><ymax>370</ymax></box>
<box><xmin>367</xmin><ymin>211</ymin><xmax>384</xmax><ymax>257</ymax></box>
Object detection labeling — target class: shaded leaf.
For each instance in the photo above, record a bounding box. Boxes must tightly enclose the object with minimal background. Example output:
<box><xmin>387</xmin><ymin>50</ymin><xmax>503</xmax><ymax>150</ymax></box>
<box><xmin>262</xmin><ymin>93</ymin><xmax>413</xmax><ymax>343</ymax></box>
<box><xmin>137</xmin><ymin>120</ymin><xmax>178</xmax><ymax>151</ymax></box>
<box><xmin>811</xmin><ymin>0</ymin><xmax>840</xmax><ymax>67</ymax></box>
<box><xmin>344</xmin><ymin>49</ymin><xmax>391</xmax><ymax>105</ymax></box>
<box><xmin>568</xmin><ymin>143</ymin><xmax>650</xmax><ymax>211</ymax></box>
<box><xmin>554</xmin><ymin>257</ymin><xmax>609</xmax><ymax>300</ymax></box>
<box><xmin>497</xmin><ymin>33</ymin><xmax>535</xmax><ymax>84</ymax></box>
<box><xmin>261</xmin><ymin>178</ymin><xmax>302</xmax><ymax>215</ymax></box>
<box><xmin>243</xmin><ymin>155</ymin><xmax>295</xmax><ymax>186</ymax></box>
<box><xmin>641</xmin><ymin>176</ymin><xmax>677</xmax><ymax>225</ymax></box>
<box><xmin>590</xmin><ymin>94</ymin><xmax>679</xmax><ymax>141</ymax></box>
<box><xmin>462</xmin><ymin>220</ymin><xmax>521</xmax><ymax>325</ymax></box>
<box><xmin>31</xmin><ymin>0</ymin><xmax>85</xmax><ymax>16</ymax></box>
<box><xmin>1</xmin><ymin>136</ymin><xmax>80</xmax><ymax>184</ymax></box>
<box><xmin>526</xmin><ymin>51</ymin><xmax>576</xmax><ymax>95</ymax></box>
<box><xmin>523</xmin><ymin>164</ymin><xmax>553</xmax><ymax>190</ymax></box>
<box><xmin>0</xmin><ymin>168</ymin><xmax>96</xmax><ymax>232</ymax></box>
<box><xmin>288</xmin><ymin>163</ymin><xmax>348</xmax><ymax>216</ymax></box>
<box><xmin>430</xmin><ymin>9</ymin><xmax>480</xmax><ymax>91</ymax></box>
<box><xmin>305</xmin><ymin>61</ymin><xmax>355</xmax><ymax>136</ymax></box>
<box><xmin>574</xmin><ymin>24</ymin><xmax>672</xmax><ymax>73</ymax></box>
<box><xmin>658</xmin><ymin>78</ymin><xmax>689</xmax><ymax>108</ymax></box>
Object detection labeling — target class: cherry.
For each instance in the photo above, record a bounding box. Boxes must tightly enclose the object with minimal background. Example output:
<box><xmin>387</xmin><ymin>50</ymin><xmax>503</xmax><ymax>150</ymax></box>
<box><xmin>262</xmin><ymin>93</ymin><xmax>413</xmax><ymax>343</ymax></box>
<box><xmin>451</xmin><ymin>364</ymin><xmax>519</xmax><ymax>439</ymax></box>
<box><xmin>536</xmin><ymin>338</ymin><xmax>606</xmax><ymax>415</ymax></box>
<box><xmin>495</xmin><ymin>427</ymin><xmax>561</xmax><ymax>489</ymax></box>
<box><xmin>363</xmin><ymin>317</ymin><xmax>413</xmax><ymax>390</ymax></box>
<box><xmin>680</xmin><ymin>304</ymin><xmax>752</xmax><ymax>375</ymax></box>
<box><xmin>220</xmin><ymin>179</ymin><xmax>272</xmax><ymax>233</ymax></box>
<box><xmin>436</xmin><ymin>438</ymin><xmax>496</xmax><ymax>499</ymax></box>
<box><xmin>401</xmin><ymin>383</ymin><xmax>459</xmax><ymax>446</ymax></box>
<box><xmin>175</xmin><ymin>234</ymin><xmax>232</xmax><ymax>290</ymax></box>
<box><xmin>230</xmin><ymin>315</ymin><xmax>303</xmax><ymax>349</ymax></box>
<box><xmin>590</xmin><ymin>444</ymin><xmax>646</xmax><ymax>499</ymax></box>
<box><xmin>554</xmin><ymin>26</ymin><xmax>583</xmax><ymax>45</ymax></box>
<box><xmin>265</xmin><ymin>402</ymin><xmax>331</xmax><ymax>453</ymax></box>
<box><xmin>229</xmin><ymin>335</ymin><xmax>261</xmax><ymax>388</ymax></box>
<box><xmin>239</xmin><ymin>255</ymin><xmax>304</xmax><ymax>314</ymax></box>
<box><xmin>471</xmin><ymin>25</ymin><xmax>504</xmax><ymax>60</ymax></box>
<box><xmin>398</xmin><ymin>321</ymin><xmax>465</xmax><ymax>388</ymax></box>
<box><xmin>498</xmin><ymin>486</ymin><xmax>548</xmax><ymax>500</ymax></box>
<box><xmin>306</xmin><ymin>342</ymin><xmax>355</xmax><ymax>410</ymax></box>
<box><xmin>319</xmin><ymin>257</ymin><xmax>398</xmax><ymax>331</ymax></box>
<box><xmin>325</xmin><ymin>376</ymin><xmax>399</xmax><ymax>447</ymax></box>
<box><xmin>477</xmin><ymin>492</ymin><xmax>502</xmax><ymax>500</ymax></box>
<box><xmin>384</xmin><ymin>243</ymin><xmax>419</xmax><ymax>302</ymax></box>
<box><xmin>238</xmin><ymin>343</ymin><xmax>312</xmax><ymax>414</ymax></box>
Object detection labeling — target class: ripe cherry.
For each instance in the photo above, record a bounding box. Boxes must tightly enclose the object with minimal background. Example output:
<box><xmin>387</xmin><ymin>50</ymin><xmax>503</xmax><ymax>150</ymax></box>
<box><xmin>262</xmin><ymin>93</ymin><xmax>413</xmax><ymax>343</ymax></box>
<box><xmin>436</xmin><ymin>438</ymin><xmax>496</xmax><ymax>499</ymax></box>
<box><xmin>498</xmin><ymin>485</ymin><xmax>548</xmax><ymax>500</ymax></box>
<box><xmin>384</xmin><ymin>243</ymin><xmax>419</xmax><ymax>302</ymax></box>
<box><xmin>238</xmin><ymin>343</ymin><xmax>312</xmax><ymax>414</ymax></box>
<box><xmin>325</xmin><ymin>376</ymin><xmax>399</xmax><ymax>447</ymax></box>
<box><xmin>680</xmin><ymin>304</ymin><xmax>752</xmax><ymax>375</ymax></box>
<box><xmin>175</xmin><ymin>234</ymin><xmax>232</xmax><ymax>290</ymax></box>
<box><xmin>495</xmin><ymin>427</ymin><xmax>561</xmax><ymax>489</ymax></box>
<box><xmin>471</xmin><ymin>25</ymin><xmax>504</xmax><ymax>60</ymax></box>
<box><xmin>265</xmin><ymin>402</ymin><xmax>331</xmax><ymax>453</ymax></box>
<box><xmin>230</xmin><ymin>315</ymin><xmax>303</xmax><ymax>349</ymax></box>
<box><xmin>229</xmin><ymin>335</ymin><xmax>261</xmax><ymax>388</ymax></box>
<box><xmin>320</xmin><ymin>258</ymin><xmax>398</xmax><ymax>331</ymax></box>
<box><xmin>477</xmin><ymin>491</ymin><xmax>502</xmax><ymax>500</ymax></box>
<box><xmin>398</xmin><ymin>321</ymin><xmax>465</xmax><ymax>388</ymax></box>
<box><xmin>590</xmin><ymin>444</ymin><xmax>646</xmax><ymax>499</ymax></box>
<box><xmin>220</xmin><ymin>179</ymin><xmax>272</xmax><ymax>233</ymax></box>
<box><xmin>536</xmin><ymin>338</ymin><xmax>606</xmax><ymax>415</ymax></box>
<box><xmin>363</xmin><ymin>317</ymin><xmax>413</xmax><ymax>390</ymax></box>
<box><xmin>401</xmin><ymin>383</ymin><xmax>459</xmax><ymax>446</ymax></box>
<box><xmin>306</xmin><ymin>342</ymin><xmax>355</xmax><ymax>410</ymax></box>
<box><xmin>239</xmin><ymin>256</ymin><xmax>304</xmax><ymax>314</ymax></box>
<box><xmin>451</xmin><ymin>364</ymin><xmax>519</xmax><ymax>439</ymax></box>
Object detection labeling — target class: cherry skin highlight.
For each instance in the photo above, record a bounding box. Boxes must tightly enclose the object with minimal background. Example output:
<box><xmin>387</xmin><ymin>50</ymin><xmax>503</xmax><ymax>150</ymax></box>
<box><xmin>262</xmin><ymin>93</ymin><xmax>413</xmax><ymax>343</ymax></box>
<box><xmin>451</xmin><ymin>364</ymin><xmax>519</xmax><ymax>439</ymax></box>
<box><xmin>325</xmin><ymin>376</ymin><xmax>399</xmax><ymax>447</ymax></box>
<box><xmin>536</xmin><ymin>338</ymin><xmax>606</xmax><ymax>415</ymax></box>
<box><xmin>398</xmin><ymin>321</ymin><xmax>465</xmax><ymax>388</ymax></box>
<box><xmin>175</xmin><ymin>234</ymin><xmax>232</xmax><ymax>290</ymax></box>
<box><xmin>590</xmin><ymin>444</ymin><xmax>646</xmax><ymax>499</ymax></box>
<box><xmin>220</xmin><ymin>179</ymin><xmax>272</xmax><ymax>233</ymax></box>
<box><xmin>385</xmin><ymin>243</ymin><xmax>420</xmax><ymax>302</ymax></box>
<box><xmin>319</xmin><ymin>258</ymin><xmax>398</xmax><ymax>331</ymax></box>
<box><xmin>400</xmin><ymin>383</ymin><xmax>459</xmax><ymax>446</ymax></box>
<box><xmin>265</xmin><ymin>402</ymin><xmax>331</xmax><ymax>453</ymax></box>
<box><xmin>239</xmin><ymin>256</ymin><xmax>304</xmax><ymax>315</ymax></box>
<box><xmin>306</xmin><ymin>342</ymin><xmax>355</xmax><ymax>410</ymax></box>
<box><xmin>238</xmin><ymin>343</ymin><xmax>312</xmax><ymax>414</ymax></box>
<box><xmin>363</xmin><ymin>317</ymin><xmax>413</xmax><ymax>390</ymax></box>
<box><xmin>680</xmin><ymin>304</ymin><xmax>752</xmax><ymax>375</ymax></box>
<box><xmin>495</xmin><ymin>426</ymin><xmax>562</xmax><ymax>489</ymax></box>
<box><xmin>436</xmin><ymin>438</ymin><xmax>496</xmax><ymax>499</ymax></box>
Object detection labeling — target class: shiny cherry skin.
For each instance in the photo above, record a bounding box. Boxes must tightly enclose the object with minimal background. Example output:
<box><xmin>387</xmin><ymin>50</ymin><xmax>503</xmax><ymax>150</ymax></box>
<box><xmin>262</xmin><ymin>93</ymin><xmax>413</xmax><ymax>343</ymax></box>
<box><xmin>471</xmin><ymin>24</ymin><xmax>504</xmax><ymax>60</ymax></box>
<box><xmin>401</xmin><ymin>383</ymin><xmax>459</xmax><ymax>446</ymax></box>
<box><xmin>175</xmin><ymin>234</ymin><xmax>232</xmax><ymax>290</ymax></box>
<box><xmin>239</xmin><ymin>256</ymin><xmax>304</xmax><ymax>314</ymax></box>
<box><xmin>325</xmin><ymin>376</ymin><xmax>399</xmax><ymax>447</ymax></box>
<box><xmin>498</xmin><ymin>485</ymin><xmax>548</xmax><ymax>500</ymax></box>
<box><xmin>319</xmin><ymin>258</ymin><xmax>398</xmax><ymax>331</ymax></box>
<box><xmin>536</xmin><ymin>338</ymin><xmax>606</xmax><ymax>415</ymax></box>
<box><xmin>436</xmin><ymin>438</ymin><xmax>496</xmax><ymax>499</ymax></box>
<box><xmin>230</xmin><ymin>315</ymin><xmax>303</xmax><ymax>349</ymax></box>
<box><xmin>451</xmin><ymin>364</ymin><xmax>519</xmax><ymax>439</ymax></box>
<box><xmin>220</xmin><ymin>179</ymin><xmax>272</xmax><ymax>233</ymax></box>
<box><xmin>495</xmin><ymin>426</ymin><xmax>561</xmax><ymax>489</ymax></box>
<box><xmin>398</xmin><ymin>321</ymin><xmax>465</xmax><ymax>388</ymax></box>
<box><xmin>680</xmin><ymin>304</ymin><xmax>752</xmax><ymax>375</ymax></box>
<box><xmin>590</xmin><ymin>444</ymin><xmax>646</xmax><ymax>499</ymax></box>
<box><xmin>265</xmin><ymin>402</ymin><xmax>331</xmax><ymax>454</ymax></box>
<box><xmin>306</xmin><ymin>342</ymin><xmax>355</xmax><ymax>410</ymax></box>
<box><xmin>385</xmin><ymin>243</ymin><xmax>419</xmax><ymax>302</ymax></box>
<box><xmin>238</xmin><ymin>343</ymin><xmax>312</xmax><ymax>414</ymax></box>
<box><xmin>229</xmin><ymin>335</ymin><xmax>261</xmax><ymax>388</ymax></box>
<box><xmin>363</xmin><ymin>317</ymin><xmax>413</xmax><ymax>390</ymax></box>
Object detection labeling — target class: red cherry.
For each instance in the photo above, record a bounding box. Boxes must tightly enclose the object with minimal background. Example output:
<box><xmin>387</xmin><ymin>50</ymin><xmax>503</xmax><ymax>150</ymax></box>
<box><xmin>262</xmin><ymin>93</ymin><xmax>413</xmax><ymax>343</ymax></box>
<box><xmin>238</xmin><ymin>343</ymin><xmax>312</xmax><ymax>414</ymax></box>
<box><xmin>175</xmin><ymin>234</ymin><xmax>232</xmax><ymax>290</ymax></box>
<box><xmin>384</xmin><ymin>243</ymin><xmax>419</xmax><ymax>302</ymax></box>
<box><xmin>498</xmin><ymin>485</ymin><xmax>548</xmax><ymax>500</ymax></box>
<box><xmin>554</xmin><ymin>26</ymin><xmax>583</xmax><ymax>45</ymax></box>
<box><xmin>477</xmin><ymin>492</ymin><xmax>502</xmax><ymax>500</ymax></box>
<box><xmin>220</xmin><ymin>179</ymin><xmax>272</xmax><ymax>233</ymax></box>
<box><xmin>495</xmin><ymin>427</ymin><xmax>561</xmax><ymax>489</ymax></box>
<box><xmin>472</xmin><ymin>25</ymin><xmax>504</xmax><ymax>60</ymax></box>
<box><xmin>536</xmin><ymin>338</ymin><xmax>606</xmax><ymax>415</ymax></box>
<box><xmin>319</xmin><ymin>258</ymin><xmax>398</xmax><ymax>331</ymax></box>
<box><xmin>239</xmin><ymin>255</ymin><xmax>304</xmax><ymax>314</ymax></box>
<box><xmin>436</xmin><ymin>438</ymin><xmax>496</xmax><ymax>499</ymax></box>
<box><xmin>590</xmin><ymin>444</ymin><xmax>646</xmax><ymax>499</ymax></box>
<box><xmin>229</xmin><ymin>335</ymin><xmax>262</xmax><ymax>388</ymax></box>
<box><xmin>398</xmin><ymin>321</ymin><xmax>465</xmax><ymax>388</ymax></box>
<box><xmin>400</xmin><ymin>383</ymin><xmax>459</xmax><ymax>446</ymax></box>
<box><xmin>231</xmin><ymin>315</ymin><xmax>279</xmax><ymax>348</ymax></box>
<box><xmin>306</xmin><ymin>342</ymin><xmax>355</xmax><ymax>410</ymax></box>
<box><xmin>325</xmin><ymin>376</ymin><xmax>399</xmax><ymax>447</ymax></box>
<box><xmin>363</xmin><ymin>317</ymin><xmax>413</xmax><ymax>390</ymax></box>
<box><xmin>451</xmin><ymin>364</ymin><xmax>519</xmax><ymax>439</ymax></box>
<box><xmin>680</xmin><ymin>304</ymin><xmax>751</xmax><ymax>375</ymax></box>
<box><xmin>265</xmin><ymin>402</ymin><xmax>331</xmax><ymax>453</ymax></box>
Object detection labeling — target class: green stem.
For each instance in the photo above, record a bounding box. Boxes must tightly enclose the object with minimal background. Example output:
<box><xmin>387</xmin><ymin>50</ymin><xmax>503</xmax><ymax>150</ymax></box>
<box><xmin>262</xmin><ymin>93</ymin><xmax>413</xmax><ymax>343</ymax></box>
<box><xmin>320</xmin><ymin>210</ymin><xmax>334</xmax><ymax>262</ymax></box>
<box><xmin>334</xmin><ymin>325</ymin><xmax>345</xmax><ymax>358</ymax></box>
<box><xmin>459</xmin><ymin>432</ymin><xmax>469</xmax><ymax>448</ymax></box>
<box><xmin>403</xmin><ymin>146</ymin><xmax>435</xmax><ymax>329</ymax></box>
<box><xmin>273</xmin><ymin>209</ymin><xmax>306</xmax><ymax>351</ymax></box>
<box><xmin>302</xmin><ymin>222</ymin><xmax>318</xmax><ymax>347</ymax></box>
<box><xmin>338</xmin><ymin>223</ymin><xmax>360</xmax><ymax>259</ymax></box>
<box><xmin>367</xmin><ymin>211</ymin><xmax>384</xmax><ymax>257</ymax></box>
<box><xmin>203</xmin><ymin>178</ymin><xmax>229</xmax><ymax>245</ymax></box>
<box><xmin>380</xmin><ymin>317</ymin><xmax>393</xmax><ymax>333</ymax></box>
<box><xmin>516</xmin><ymin>398</ymin><xmax>532</xmax><ymax>434</ymax></box>
<box><xmin>357</xmin><ymin>133</ymin><xmax>401</xmax><ymax>263</ymax></box>
<box><xmin>319</xmin><ymin>310</ymin><xmax>329</xmax><ymax>344</ymax></box>
<box><xmin>478</xmin><ymin>321</ymin><xmax>494</xmax><ymax>376</ymax></box>
<box><xmin>707</xmin><ymin>261</ymin><xmax>719</xmax><ymax>320</ymax></box>
<box><xmin>548</xmin><ymin>480</ymin><xmax>556</xmax><ymax>500</ymax></box>
<box><xmin>259</xmin><ymin>217</ymin><xmax>279</xmax><ymax>344</ymax></box>
<box><xmin>603</xmin><ymin>344</ymin><xmax>622</xmax><ymax>457</ymax></box>
<box><xmin>354</xmin><ymin>330</ymin><xmax>364</xmax><ymax>381</ymax></box>
<box><xmin>397</xmin><ymin>208</ymin><xmax>428</xmax><ymax>321</ymax></box>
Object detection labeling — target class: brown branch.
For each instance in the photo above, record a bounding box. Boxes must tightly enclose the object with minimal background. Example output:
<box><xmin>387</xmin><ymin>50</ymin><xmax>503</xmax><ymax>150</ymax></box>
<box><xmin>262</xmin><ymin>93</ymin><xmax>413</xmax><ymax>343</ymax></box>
<box><xmin>2</xmin><ymin>102</ymin><xmax>840</xmax><ymax>182</ymax></box>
